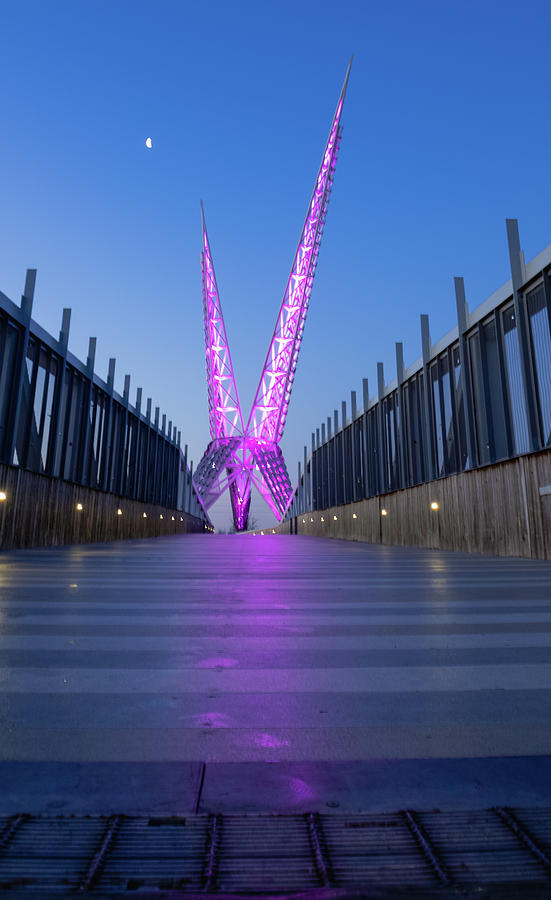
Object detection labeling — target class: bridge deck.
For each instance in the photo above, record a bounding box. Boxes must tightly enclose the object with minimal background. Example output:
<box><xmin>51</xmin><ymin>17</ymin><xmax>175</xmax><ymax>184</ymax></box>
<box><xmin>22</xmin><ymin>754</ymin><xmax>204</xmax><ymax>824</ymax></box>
<box><xmin>1</xmin><ymin>534</ymin><xmax>551</xmax><ymax>815</ymax></box>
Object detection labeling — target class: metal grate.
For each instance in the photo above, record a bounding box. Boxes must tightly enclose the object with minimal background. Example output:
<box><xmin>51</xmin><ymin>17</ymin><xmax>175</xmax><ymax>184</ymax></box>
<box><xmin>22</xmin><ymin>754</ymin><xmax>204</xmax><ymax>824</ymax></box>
<box><xmin>0</xmin><ymin>808</ymin><xmax>550</xmax><ymax>894</ymax></box>
<box><xmin>321</xmin><ymin>812</ymin><xmax>435</xmax><ymax>887</ymax></box>
<box><xmin>511</xmin><ymin>807</ymin><xmax>551</xmax><ymax>859</ymax></box>
<box><xmin>0</xmin><ymin>815</ymin><xmax>105</xmax><ymax>893</ymax></box>
<box><xmin>416</xmin><ymin>809</ymin><xmax>548</xmax><ymax>884</ymax></box>
<box><xmin>216</xmin><ymin>814</ymin><xmax>319</xmax><ymax>894</ymax></box>
<box><xmin>97</xmin><ymin>816</ymin><xmax>208</xmax><ymax>892</ymax></box>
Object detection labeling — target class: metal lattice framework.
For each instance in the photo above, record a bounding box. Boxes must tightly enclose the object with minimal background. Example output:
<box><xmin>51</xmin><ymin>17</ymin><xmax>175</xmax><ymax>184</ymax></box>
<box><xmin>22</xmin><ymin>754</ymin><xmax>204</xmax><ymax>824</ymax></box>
<box><xmin>193</xmin><ymin>61</ymin><xmax>351</xmax><ymax>530</ymax></box>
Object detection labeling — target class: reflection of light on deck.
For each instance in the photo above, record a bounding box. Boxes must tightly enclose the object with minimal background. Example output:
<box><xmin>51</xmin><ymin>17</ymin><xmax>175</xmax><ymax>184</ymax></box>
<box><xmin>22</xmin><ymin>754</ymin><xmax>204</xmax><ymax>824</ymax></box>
<box><xmin>197</xmin><ymin>657</ymin><xmax>239</xmax><ymax>668</ymax></box>
<box><xmin>192</xmin><ymin>712</ymin><xmax>231</xmax><ymax>728</ymax></box>
<box><xmin>289</xmin><ymin>777</ymin><xmax>316</xmax><ymax>803</ymax></box>
<box><xmin>254</xmin><ymin>733</ymin><xmax>290</xmax><ymax>749</ymax></box>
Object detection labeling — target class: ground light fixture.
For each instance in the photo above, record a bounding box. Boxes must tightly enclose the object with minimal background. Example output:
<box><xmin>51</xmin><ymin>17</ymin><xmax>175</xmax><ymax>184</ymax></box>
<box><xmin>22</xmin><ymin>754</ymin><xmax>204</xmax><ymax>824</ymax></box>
<box><xmin>142</xmin><ymin>512</ymin><xmax>147</xmax><ymax>518</ymax></box>
<box><xmin>0</xmin><ymin>491</ymin><xmax>7</xmax><ymax>502</ymax></box>
<box><xmin>116</xmin><ymin>509</ymin><xmax>123</xmax><ymax>516</ymax></box>
<box><xmin>160</xmin><ymin>514</ymin><xmax>164</xmax><ymax>520</ymax></box>
<box><xmin>381</xmin><ymin>508</ymin><xmax>388</xmax><ymax>517</ymax></box>
<box><xmin>431</xmin><ymin>501</ymin><xmax>440</xmax><ymax>511</ymax></box>
<box><xmin>76</xmin><ymin>503</ymin><xmax>83</xmax><ymax>511</ymax></box>
<box><xmin>352</xmin><ymin>513</ymin><xmax>358</xmax><ymax>519</ymax></box>
<box><xmin>333</xmin><ymin>515</ymin><xmax>338</xmax><ymax>520</ymax></box>
<box><xmin>310</xmin><ymin>517</ymin><xmax>314</xmax><ymax>522</ymax></box>
<box><xmin>320</xmin><ymin>517</ymin><xmax>325</xmax><ymax>522</ymax></box>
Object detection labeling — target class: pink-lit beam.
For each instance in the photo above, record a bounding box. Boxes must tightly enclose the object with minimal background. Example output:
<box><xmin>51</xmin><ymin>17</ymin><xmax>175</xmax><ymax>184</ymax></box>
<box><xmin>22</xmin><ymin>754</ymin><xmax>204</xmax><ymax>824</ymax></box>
<box><xmin>201</xmin><ymin>206</ymin><xmax>251</xmax><ymax>528</ymax></box>
<box><xmin>201</xmin><ymin>203</ymin><xmax>244</xmax><ymax>441</ymax></box>
<box><xmin>246</xmin><ymin>58</ymin><xmax>352</xmax><ymax>445</ymax></box>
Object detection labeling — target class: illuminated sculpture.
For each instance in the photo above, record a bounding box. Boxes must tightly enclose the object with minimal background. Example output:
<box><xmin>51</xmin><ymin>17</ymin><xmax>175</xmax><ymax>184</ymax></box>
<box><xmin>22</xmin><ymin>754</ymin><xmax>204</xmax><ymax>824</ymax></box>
<box><xmin>193</xmin><ymin>60</ymin><xmax>351</xmax><ymax>530</ymax></box>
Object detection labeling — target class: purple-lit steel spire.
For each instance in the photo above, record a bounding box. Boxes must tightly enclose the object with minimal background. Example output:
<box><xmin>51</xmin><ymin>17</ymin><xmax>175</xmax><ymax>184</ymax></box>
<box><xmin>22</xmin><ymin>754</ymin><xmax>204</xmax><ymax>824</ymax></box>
<box><xmin>201</xmin><ymin>203</ymin><xmax>243</xmax><ymax>441</ymax></box>
<box><xmin>193</xmin><ymin>59</ymin><xmax>351</xmax><ymax>530</ymax></box>
<box><xmin>246</xmin><ymin>59</ymin><xmax>351</xmax><ymax>446</ymax></box>
<box><xmin>194</xmin><ymin>205</ymin><xmax>251</xmax><ymax>529</ymax></box>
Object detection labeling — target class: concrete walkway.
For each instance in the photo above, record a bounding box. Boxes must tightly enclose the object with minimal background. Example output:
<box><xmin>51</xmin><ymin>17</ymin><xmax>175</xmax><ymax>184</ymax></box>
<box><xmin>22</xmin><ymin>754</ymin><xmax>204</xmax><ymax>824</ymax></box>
<box><xmin>1</xmin><ymin>534</ymin><xmax>551</xmax><ymax>814</ymax></box>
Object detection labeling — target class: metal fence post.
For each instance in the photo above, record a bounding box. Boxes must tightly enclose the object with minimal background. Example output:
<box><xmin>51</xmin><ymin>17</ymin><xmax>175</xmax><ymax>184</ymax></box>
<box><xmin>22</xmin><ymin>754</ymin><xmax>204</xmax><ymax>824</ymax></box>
<box><xmin>454</xmin><ymin>278</ymin><xmax>477</xmax><ymax>469</ymax></box>
<box><xmin>420</xmin><ymin>315</ymin><xmax>436</xmax><ymax>481</ymax></box>
<box><xmin>326</xmin><ymin>417</ymin><xmax>333</xmax><ymax>507</ymax></box>
<box><xmin>377</xmin><ymin>362</ymin><xmax>385</xmax><ymax>493</ymax></box>
<box><xmin>543</xmin><ymin>267</ymin><xmax>551</xmax><ymax>334</ymax></box>
<box><xmin>350</xmin><ymin>390</ymin><xmax>357</xmax><ymax>420</ymax></box>
<box><xmin>303</xmin><ymin>445</ymin><xmax>308</xmax><ymax>512</ymax></box>
<box><xmin>78</xmin><ymin>337</ymin><xmax>96</xmax><ymax>486</ymax></box>
<box><xmin>395</xmin><ymin>342</ymin><xmax>406</xmax><ymax>489</ymax></box>
<box><xmin>140</xmin><ymin>397</ymin><xmax>151</xmax><ymax>502</ymax></box>
<box><xmin>187</xmin><ymin>461</ymin><xmax>193</xmax><ymax>513</ymax></box>
<box><xmin>362</xmin><ymin>377</ymin><xmax>370</xmax><ymax>497</ymax></box>
<box><xmin>333</xmin><ymin>409</ymin><xmax>339</xmax><ymax>504</ymax></box>
<box><xmin>49</xmin><ymin>308</ymin><xmax>72</xmax><ymax>479</ymax></box>
<box><xmin>341</xmin><ymin>399</ymin><xmax>347</xmax><ymax>502</ymax></box>
<box><xmin>6</xmin><ymin>270</ymin><xmax>36</xmax><ymax>466</ymax></box>
<box><xmin>320</xmin><ymin>423</ymin><xmax>327</xmax><ymax>508</ymax></box>
<box><xmin>117</xmin><ymin>374</ymin><xmax>130</xmax><ymax>496</ymax></box>
<box><xmin>99</xmin><ymin>358</ymin><xmax>116</xmax><ymax>491</ymax></box>
<box><xmin>311</xmin><ymin>432</ymin><xmax>316</xmax><ymax>510</ymax></box>
<box><xmin>350</xmin><ymin>390</ymin><xmax>357</xmax><ymax>500</ymax></box>
<box><xmin>166</xmin><ymin>419</ymin><xmax>174</xmax><ymax>506</ymax></box>
<box><xmin>181</xmin><ymin>443</ymin><xmax>189</xmax><ymax>511</ymax></box>
<box><xmin>151</xmin><ymin>406</ymin><xmax>160</xmax><ymax>503</ymax></box>
<box><xmin>175</xmin><ymin>430</ymin><xmax>183</xmax><ymax>510</ymax></box>
<box><xmin>506</xmin><ymin>218</ymin><xmax>540</xmax><ymax>451</ymax></box>
<box><xmin>131</xmin><ymin>387</ymin><xmax>142</xmax><ymax>499</ymax></box>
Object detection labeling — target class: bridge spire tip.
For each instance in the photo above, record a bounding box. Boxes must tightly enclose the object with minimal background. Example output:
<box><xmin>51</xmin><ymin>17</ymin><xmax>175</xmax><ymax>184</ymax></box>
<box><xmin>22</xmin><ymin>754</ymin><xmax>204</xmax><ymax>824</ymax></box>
<box><xmin>341</xmin><ymin>55</ymin><xmax>353</xmax><ymax>99</ymax></box>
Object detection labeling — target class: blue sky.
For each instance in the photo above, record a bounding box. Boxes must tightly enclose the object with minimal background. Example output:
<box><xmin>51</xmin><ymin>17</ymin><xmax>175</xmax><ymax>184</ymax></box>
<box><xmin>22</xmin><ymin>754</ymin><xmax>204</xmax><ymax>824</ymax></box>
<box><xmin>2</xmin><ymin>0</ymin><xmax>550</xmax><ymax>529</ymax></box>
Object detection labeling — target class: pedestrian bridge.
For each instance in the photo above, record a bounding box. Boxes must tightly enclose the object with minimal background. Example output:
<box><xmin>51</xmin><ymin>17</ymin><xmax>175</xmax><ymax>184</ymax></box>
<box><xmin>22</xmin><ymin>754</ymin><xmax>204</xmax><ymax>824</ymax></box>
<box><xmin>3</xmin><ymin>212</ymin><xmax>551</xmax><ymax>556</ymax></box>
<box><xmin>2</xmin><ymin>207</ymin><xmax>551</xmax><ymax>896</ymax></box>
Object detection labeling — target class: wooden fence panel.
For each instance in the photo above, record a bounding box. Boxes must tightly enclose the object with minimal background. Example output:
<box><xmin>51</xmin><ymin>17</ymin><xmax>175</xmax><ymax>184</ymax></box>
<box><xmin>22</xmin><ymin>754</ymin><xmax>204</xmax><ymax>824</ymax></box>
<box><xmin>0</xmin><ymin>463</ymin><xmax>206</xmax><ymax>550</ymax></box>
<box><xmin>272</xmin><ymin>448</ymin><xmax>551</xmax><ymax>559</ymax></box>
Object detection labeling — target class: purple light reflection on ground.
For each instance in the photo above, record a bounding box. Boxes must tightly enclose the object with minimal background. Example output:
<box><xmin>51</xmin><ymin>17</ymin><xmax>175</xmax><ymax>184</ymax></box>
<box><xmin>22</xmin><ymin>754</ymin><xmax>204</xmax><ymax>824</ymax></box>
<box><xmin>289</xmin><ymin>777</ymin><xmax>317</xmax><ymax>804</ymax></box>
<box><xmin>196</xmin><ymin>657</ymin><xmax>239</xmax><ymax>669</ymax></box>
<box><xmin>191</xmin><ymin>712</ymin><xmax>232</xmax><ymax>729</ymax></box>
<box><xmin>253</xmin><ymin>734</ymin><xmax>291</xmax><ymax>750</ymax></box>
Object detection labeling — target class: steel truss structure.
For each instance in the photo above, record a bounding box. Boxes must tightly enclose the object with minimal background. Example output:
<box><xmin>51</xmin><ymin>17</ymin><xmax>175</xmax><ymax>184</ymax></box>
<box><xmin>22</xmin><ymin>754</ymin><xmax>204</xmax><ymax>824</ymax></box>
<box><xmin>193</xmin><ymin>61</ymin><xmax>351</xmax><ymax>530</ymax></box>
